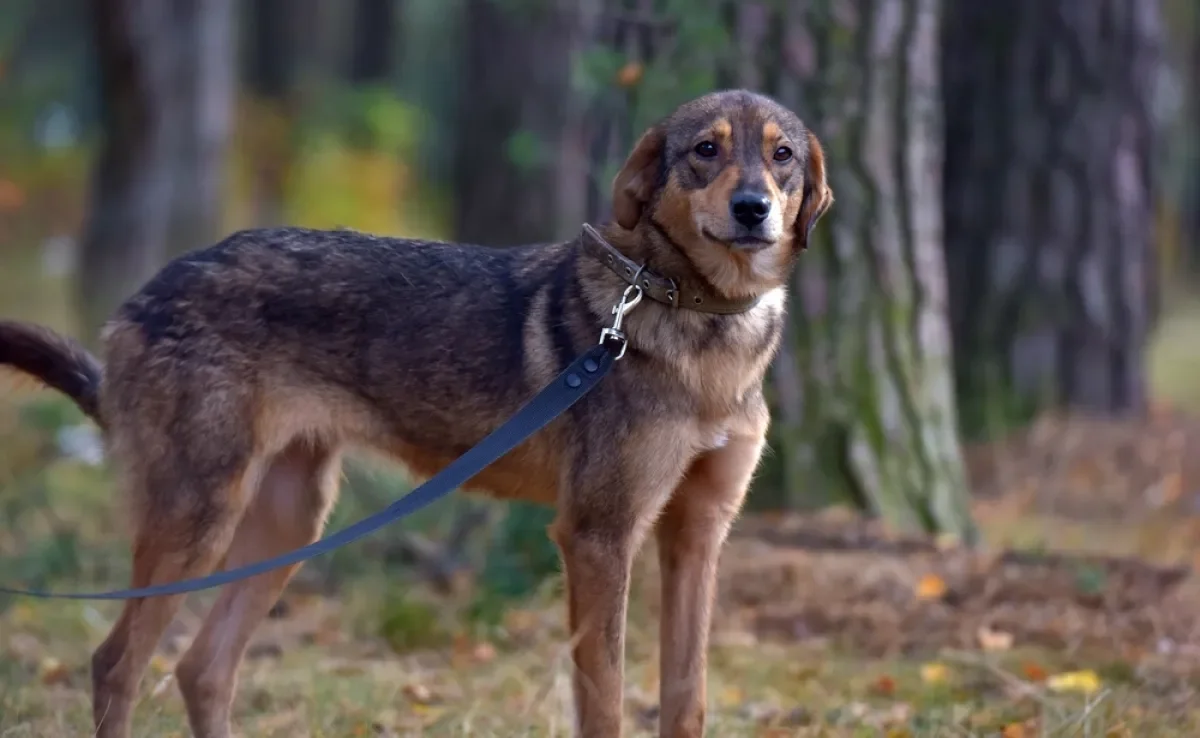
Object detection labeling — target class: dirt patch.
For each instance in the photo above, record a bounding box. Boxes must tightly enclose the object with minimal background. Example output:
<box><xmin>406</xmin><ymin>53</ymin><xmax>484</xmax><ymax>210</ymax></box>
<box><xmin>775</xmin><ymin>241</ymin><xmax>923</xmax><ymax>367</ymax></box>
<box><xmin>712</xmin><ymin>510</ymin><xmax>1200</xmax><ymax>666</ymax></box>
<box><xmin>964</xmin><ymin>409</ymin><xmax>1200</xmax><ymax>520</ymax></box>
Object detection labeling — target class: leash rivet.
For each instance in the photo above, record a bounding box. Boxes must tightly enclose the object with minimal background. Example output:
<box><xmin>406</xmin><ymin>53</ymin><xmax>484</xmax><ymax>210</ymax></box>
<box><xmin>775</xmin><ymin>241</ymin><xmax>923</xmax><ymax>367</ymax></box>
<box><xmin>566</xmin><ymin>373</ymin><xmax>582</xmax><ymax>388</ymax></box>
<box><xmin>583</xmin><ymin>358</ymin><xmax>599</xmax><ymax>373</ymax></box>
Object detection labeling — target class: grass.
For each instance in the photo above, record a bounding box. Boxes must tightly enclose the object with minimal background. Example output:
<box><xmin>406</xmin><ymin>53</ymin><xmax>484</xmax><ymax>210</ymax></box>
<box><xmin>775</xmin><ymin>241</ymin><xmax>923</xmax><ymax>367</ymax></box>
<box><xmin>1148</xmin><ymin>292</ymin><xmax>1200</xmax><ymax>414</ymax></box>
<box><xmin>4</xmin><ymin>567</ymin><xmax>1197</xmax><ymax>737</ymax></box>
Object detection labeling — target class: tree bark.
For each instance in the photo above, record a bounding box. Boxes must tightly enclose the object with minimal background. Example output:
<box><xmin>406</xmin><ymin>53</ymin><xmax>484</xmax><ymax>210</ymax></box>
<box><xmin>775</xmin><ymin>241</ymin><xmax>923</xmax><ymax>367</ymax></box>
<box><xmin>245</xmin><ymin>0</ymin><xmax>294</xmax><ymax>99</ymax></box>
<box><xmin>79</xmin><ymin>0</ymin><xmax>235</xmax><ymax>338</ymax></box>
<box><xmin>1182</xmin><ymin>3</ymin><xmax>1200</xmax><ymax>268</ymax></box>
<box><xmin>166</xmin><ymin>0</ymin><xmax>235</xmax><ymax>258</ymax></box>
<box><xmin>942</xmin><ymin>0</ymin><xmax>1163</xmax><ymax>425</ymax></box>
<box><xmin>79</xmin><ymin>0</ymin><xmax>178</xmax><ymax>340</ymax></box>
<box><xmin>767</xmin><ymin>0</ymin><xmax>976</xmax><ymax>541</ymax></box>
<box><xmin>453</xmin><ymin>0</ymin><xmax>582</xmax><ymax>245</ymax></box>
<box><xmin>243</xmin><ymin>0</ymin><xmax>300</xmax><ymax>228</ymax></box>
<box><xmin>349</xmin><ymin>0</ymin><xmax>396</xmax><ymax>85</ymax></box>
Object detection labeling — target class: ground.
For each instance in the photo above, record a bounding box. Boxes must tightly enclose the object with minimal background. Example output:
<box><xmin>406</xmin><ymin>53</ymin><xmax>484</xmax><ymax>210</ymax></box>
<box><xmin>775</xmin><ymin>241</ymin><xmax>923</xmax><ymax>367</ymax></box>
<box><xmin>7</xmin><ymin>408</ymin><xmax>1200</xmax><ymax>736</ymax></box>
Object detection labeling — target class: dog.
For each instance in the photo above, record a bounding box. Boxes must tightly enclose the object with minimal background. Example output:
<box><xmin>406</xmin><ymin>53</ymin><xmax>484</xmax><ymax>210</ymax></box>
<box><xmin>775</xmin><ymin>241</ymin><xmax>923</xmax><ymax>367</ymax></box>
<box><xmin>0</xmin><ymin>88</ymin><xmax>832</xmax><ymax>738</ymax></box>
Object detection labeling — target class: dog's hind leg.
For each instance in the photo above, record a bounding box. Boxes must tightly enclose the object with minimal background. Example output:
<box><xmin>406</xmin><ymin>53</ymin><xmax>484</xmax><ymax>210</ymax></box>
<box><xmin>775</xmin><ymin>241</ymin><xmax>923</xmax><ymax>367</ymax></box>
<box><xmin>176</xmin><ymin>440</ymin><xmax>341</xmax><ymax>738</ymax></box>
<box><xmin>90</xmin><ymin>454</ymin><xmax>260</xmax><ymax>738</ymax></box>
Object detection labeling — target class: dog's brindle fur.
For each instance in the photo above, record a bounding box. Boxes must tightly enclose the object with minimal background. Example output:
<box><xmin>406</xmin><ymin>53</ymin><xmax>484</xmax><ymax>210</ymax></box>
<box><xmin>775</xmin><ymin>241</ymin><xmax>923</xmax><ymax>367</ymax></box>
<box><xmin>0</xmin><ymin>89</ymin><xmax>831</xmax><ymax>738</ymax></box>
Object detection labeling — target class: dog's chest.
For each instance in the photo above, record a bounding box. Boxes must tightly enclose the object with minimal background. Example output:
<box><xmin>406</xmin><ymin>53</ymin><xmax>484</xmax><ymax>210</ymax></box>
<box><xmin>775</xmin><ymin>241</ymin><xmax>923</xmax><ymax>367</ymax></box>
<box><xmin>682</xmin><ymin>349</ymin><xmax>768</xmax><ymax>415</ymax></box>
<box><xmin>679</xmin><ymin>303</ymin><xmax>784</xmax><ymax>417</ymax></box>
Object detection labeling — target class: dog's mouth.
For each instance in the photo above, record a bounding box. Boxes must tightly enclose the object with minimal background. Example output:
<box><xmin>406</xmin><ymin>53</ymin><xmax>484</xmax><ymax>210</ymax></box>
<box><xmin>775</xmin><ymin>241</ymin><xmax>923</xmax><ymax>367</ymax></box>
<box><xmin>703</xmin><ymin>229</ymin><xmax>775</xmax><ymax>252</ymax></box>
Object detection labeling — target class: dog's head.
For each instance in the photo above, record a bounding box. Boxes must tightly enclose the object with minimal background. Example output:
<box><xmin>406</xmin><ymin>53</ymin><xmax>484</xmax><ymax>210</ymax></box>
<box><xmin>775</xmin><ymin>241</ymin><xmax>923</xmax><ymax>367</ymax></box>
<box><xmin>612</xmin><ymin>90</ymin><xmax>833</xmax><ymax>295</ymax></box>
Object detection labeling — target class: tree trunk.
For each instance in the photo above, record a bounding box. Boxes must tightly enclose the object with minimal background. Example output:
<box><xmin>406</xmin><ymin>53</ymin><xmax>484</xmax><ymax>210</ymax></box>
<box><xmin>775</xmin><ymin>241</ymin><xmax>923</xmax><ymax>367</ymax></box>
<box><xmin>166</xmin><ymin>0</ymin><xmax>235</xmax><ymax>258</ymax></box>
<box><xmin>78</xmin><ymin>0</ymin><xmax>235</xmax><ymax>338</ymax></box>
<box><xmin>243</xmin><ymin>0</ymin><xmax>300</xmax><ymax>228</ymax></box>
<box><xmin>349</xmin><ymin>0</ymin><xmax>396</xmax><ymax>85</ymax></box>
<box><xmin>767</xmin><ymin>0</ymin><xmax>976</xmax><ymax>541</ymax></box>
<box><xmin>1182</xmin><ymin>3</ymin><xmax>1200</xmax><ymax>268</ymax></box>
<box><xmin>942</xmin><ymin>0</ymin><xmax>1163</xmax><ymax>428</ymax></box>
<box><xmin>453</xmin><ymin>0</ymin><xmax>581</xmax><ymax>245</ymax></box>
<box><xmin>78</xmin><ymin>0</ymin><xmax>178</xmax><ymax>340</ymax></box>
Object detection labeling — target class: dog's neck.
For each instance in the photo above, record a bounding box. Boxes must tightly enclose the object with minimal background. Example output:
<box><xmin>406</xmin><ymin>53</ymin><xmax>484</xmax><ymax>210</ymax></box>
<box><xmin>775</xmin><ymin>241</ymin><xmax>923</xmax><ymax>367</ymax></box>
<box><xmin>581</xmin><ymin>224</ymin><xmax>764</xmax><ymax>315</ymax></box>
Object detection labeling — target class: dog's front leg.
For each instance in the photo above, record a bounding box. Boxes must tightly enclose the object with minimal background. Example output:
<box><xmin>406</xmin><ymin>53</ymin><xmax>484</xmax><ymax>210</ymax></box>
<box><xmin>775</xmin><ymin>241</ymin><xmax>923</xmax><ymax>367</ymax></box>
<box><xmin>655</xmin><ymin>434</ymin><xmax>765</xmax><ymax>738</ymax></box>
<box><xmin>551</xmin><ymin>430</ymin><xmax>693</xmax><ymax>738</ymax></box>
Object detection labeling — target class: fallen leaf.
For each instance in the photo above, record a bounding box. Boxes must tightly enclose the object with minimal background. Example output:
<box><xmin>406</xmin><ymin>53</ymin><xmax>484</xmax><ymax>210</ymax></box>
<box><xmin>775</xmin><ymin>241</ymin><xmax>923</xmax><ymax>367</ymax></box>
<box><xmin>38</xmin><ymin>656</ymin><xmax>70</xmax><ymax>686</ymax></box>
<box><xmin>977</xmin><ymin>625</ymin><xmax>1014</xmax><ymax>652</ymax></box>
<box><xmin>915</xmin><ymin>574</ymin><xmax>947</xmax><ymax>601</ymax></box>
<box><xmin>870</xmin><ymin>674</ymin><xmax>897</xmax><ymax>697</ymax></box>
<box><xmin>615</xmin><ymin>61</ymin><xmax>644</xmax><ymax>88</ymax></box>
<box><xmin>402</xmin><ymin>682</ymin><xmax>435</xmax><ymax>704</ymax></box>
<box><xmin>1047</xmin><ymin>669</ymin><xmax>1102</xmax><ymax>695</ymax></box>
<box><xmin>920</xmin><ymin>662</ymin><xmax>950</xmax><ymax>685</ymax></box>
<box><xmin>472</xmin><ymin>641</ymin><xmax>497</xmax><ymax>663</ymax></box>
<box><xmin>0</xmin><ymin>180</ymin><xmax>24</xmax><ymax>211</ymax></box>
<box><xmin>1021</xmin><ymin>661</ymin><xmax>1048</xmax><ymax>682</ymax></box>
<box><xmin>1002</xmin><ymin>724</ymin><xmax>1026</xmax><ymax>738</ymax></box>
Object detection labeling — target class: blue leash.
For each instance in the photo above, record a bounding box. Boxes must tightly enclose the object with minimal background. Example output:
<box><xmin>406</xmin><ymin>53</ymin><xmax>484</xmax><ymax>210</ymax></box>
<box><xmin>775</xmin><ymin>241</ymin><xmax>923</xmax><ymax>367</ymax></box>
<box><xmin>0</xmin><ymin>342</ymin><xmax>618</xmax><ymax>601</ymax></box>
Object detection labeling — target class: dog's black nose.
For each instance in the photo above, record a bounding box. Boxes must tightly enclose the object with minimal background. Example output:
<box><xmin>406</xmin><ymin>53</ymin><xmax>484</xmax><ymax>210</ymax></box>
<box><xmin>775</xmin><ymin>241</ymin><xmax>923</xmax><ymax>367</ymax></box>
<box><xmin>731</xmin><ymin>191</ymin><xmax>771</xmax><ymax>228</ymax></box>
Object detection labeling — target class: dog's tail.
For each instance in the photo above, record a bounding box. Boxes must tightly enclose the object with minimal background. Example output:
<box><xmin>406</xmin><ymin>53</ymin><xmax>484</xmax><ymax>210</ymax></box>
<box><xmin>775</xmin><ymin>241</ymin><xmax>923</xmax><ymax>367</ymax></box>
<box><xmin>0</xmin><ymin>320</ymin><xmax>104</xmax><ymax>426</ymax></box>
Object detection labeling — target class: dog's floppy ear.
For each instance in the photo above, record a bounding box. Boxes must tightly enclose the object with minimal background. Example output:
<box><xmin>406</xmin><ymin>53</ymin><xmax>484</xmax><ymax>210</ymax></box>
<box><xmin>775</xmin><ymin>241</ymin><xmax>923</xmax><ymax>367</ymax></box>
<box><xmin>795</xmin><ymin>130</ymin><xmax>834</xmax><ymax>250</ymax></box>
<box><xmin>612</xmin><ymin>125</ymin><xmax>665</xmax><ymax>230</ymax></box>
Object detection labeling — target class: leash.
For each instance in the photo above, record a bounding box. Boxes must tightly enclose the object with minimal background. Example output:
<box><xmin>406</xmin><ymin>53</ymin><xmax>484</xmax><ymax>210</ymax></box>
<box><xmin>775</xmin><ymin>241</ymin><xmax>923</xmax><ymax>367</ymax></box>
<box><xmin>0</xmin><ymin>284</ymin><xmax>645</xmax><ymax>601</ymax></box>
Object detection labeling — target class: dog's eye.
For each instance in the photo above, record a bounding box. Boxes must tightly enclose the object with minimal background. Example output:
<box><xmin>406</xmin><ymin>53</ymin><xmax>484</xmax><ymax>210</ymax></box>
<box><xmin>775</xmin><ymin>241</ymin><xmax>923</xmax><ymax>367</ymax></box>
<box><xmin>693</xmin><ymin>141</ymin><xmax>718</xmax><ymax>158</ymax></box>
<box><xmin>773</xmin><ymin>146</ymin><xmax>793</xmax><ymax>162</ymax></box>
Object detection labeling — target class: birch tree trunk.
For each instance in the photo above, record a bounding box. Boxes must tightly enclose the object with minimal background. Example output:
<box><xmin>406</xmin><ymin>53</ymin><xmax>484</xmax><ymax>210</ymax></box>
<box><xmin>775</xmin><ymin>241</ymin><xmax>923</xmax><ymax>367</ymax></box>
<box><xmin>942</xmin><ymin>0</ymin><xmax>1163</xmax><ymax>425</ymax></box>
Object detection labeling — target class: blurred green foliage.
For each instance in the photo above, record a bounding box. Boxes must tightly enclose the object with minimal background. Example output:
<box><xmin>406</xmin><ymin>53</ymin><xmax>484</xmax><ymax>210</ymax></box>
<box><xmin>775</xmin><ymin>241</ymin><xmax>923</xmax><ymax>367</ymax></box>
<box><xmin>471</xmin><ymin>501</ymin><xmax>561</xmax><ymax>625</ymax></box>
<box><xmin>377</xmin><ymin>590</ymin><xmax>453</xmax><ymax>653</ymax></box>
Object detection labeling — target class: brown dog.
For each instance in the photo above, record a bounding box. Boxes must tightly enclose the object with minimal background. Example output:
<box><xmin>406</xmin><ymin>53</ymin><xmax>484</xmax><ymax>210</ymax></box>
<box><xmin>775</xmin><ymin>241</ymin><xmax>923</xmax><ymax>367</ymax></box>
<box><xmin>0</xmin><ymin>89</ymin><xmax>831</xmax><ymax>738</ymax></box>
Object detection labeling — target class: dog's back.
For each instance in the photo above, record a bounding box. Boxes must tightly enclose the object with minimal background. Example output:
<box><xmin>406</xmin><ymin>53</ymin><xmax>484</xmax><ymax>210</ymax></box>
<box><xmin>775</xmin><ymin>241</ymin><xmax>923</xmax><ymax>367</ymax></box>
<box><xmin>104</xmin><ymin>226</ymin><xmax>578</xmax><ymax>446</ymax></box>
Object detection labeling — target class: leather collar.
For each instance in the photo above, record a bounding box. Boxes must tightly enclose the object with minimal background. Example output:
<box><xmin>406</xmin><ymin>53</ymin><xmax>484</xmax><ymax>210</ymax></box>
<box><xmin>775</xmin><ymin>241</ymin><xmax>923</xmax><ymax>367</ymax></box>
<box><xmin>579</xmin><ymin>223</ymin><xmax>761</xmax><ymax>315</ymax></box>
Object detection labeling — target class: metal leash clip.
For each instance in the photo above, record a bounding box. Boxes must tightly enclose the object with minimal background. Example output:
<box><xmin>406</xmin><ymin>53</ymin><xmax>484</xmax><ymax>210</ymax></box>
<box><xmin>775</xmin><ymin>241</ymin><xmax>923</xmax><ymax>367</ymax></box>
<box><xmin>599</xmin><ymin>283</ymin><xmax>643</xmax><ymax>360</ymax></box>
